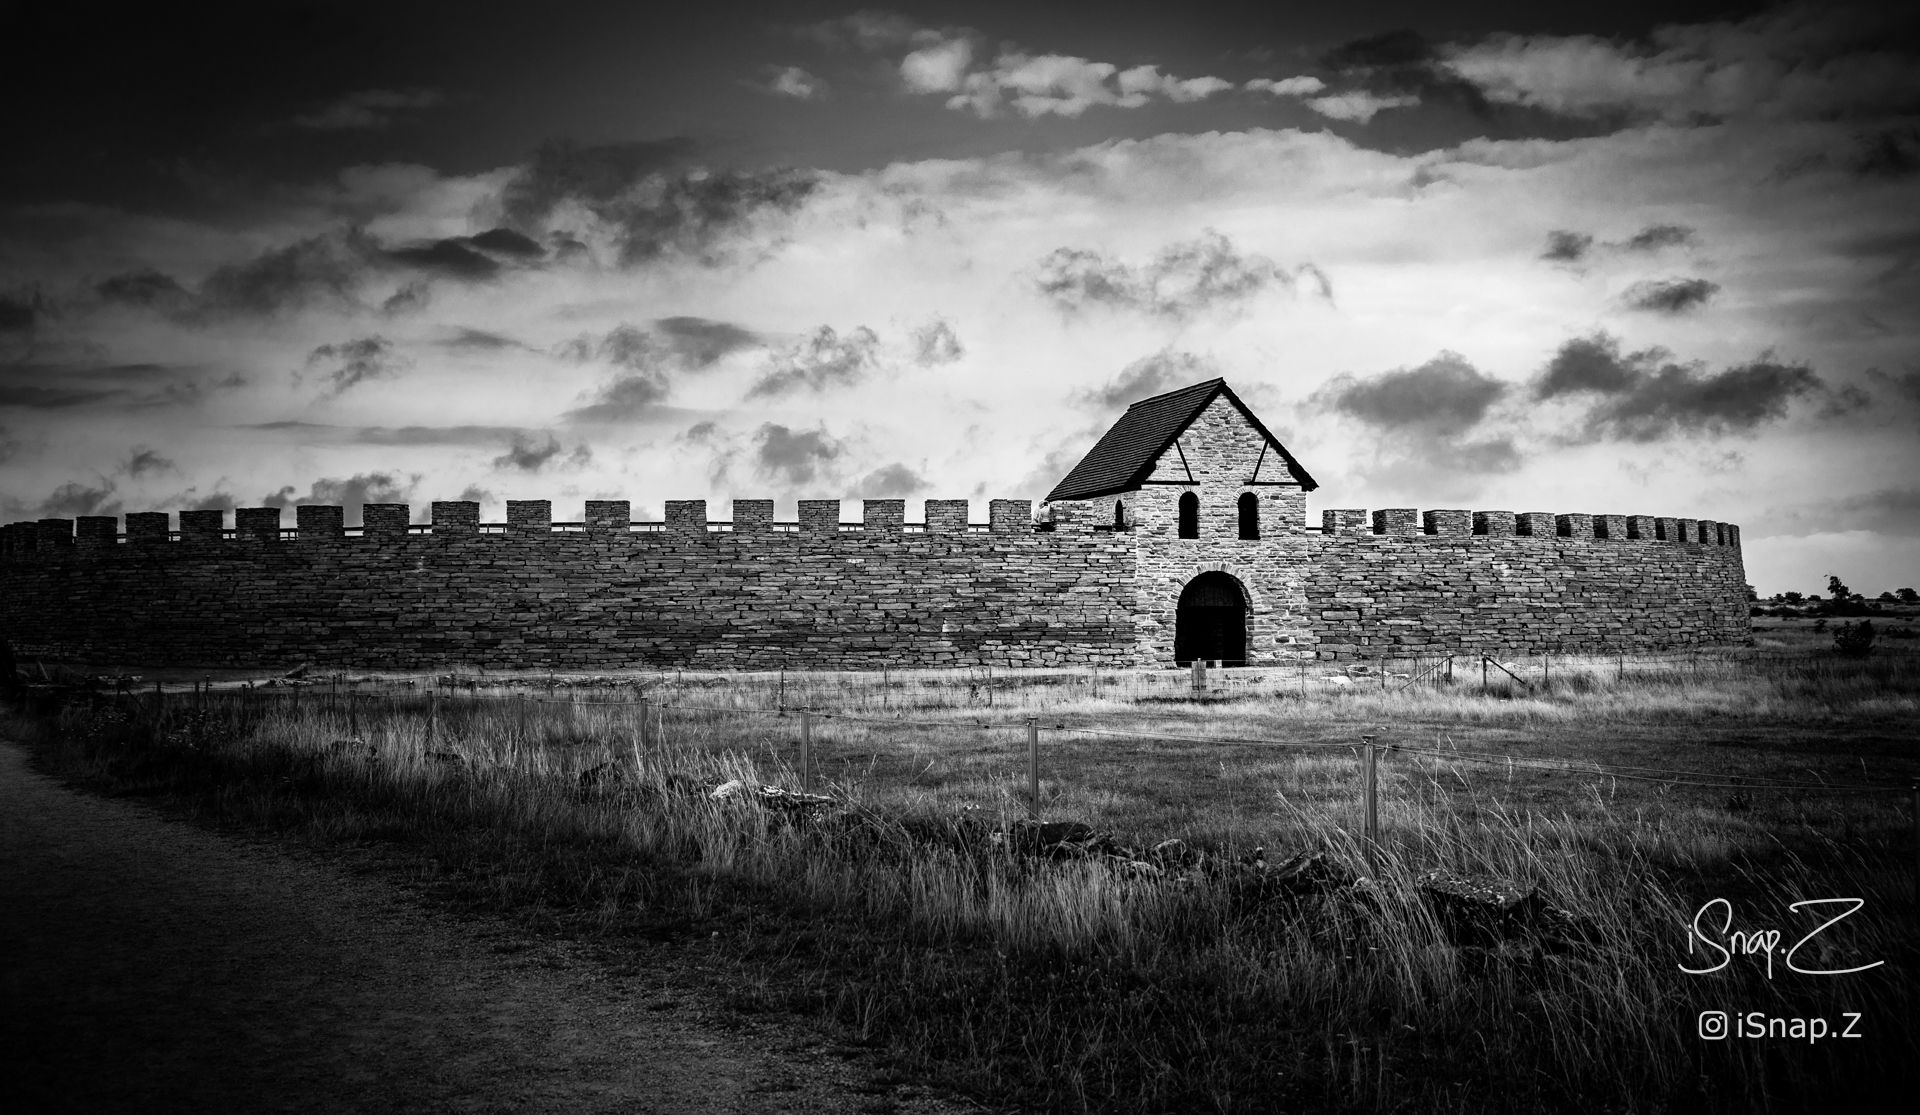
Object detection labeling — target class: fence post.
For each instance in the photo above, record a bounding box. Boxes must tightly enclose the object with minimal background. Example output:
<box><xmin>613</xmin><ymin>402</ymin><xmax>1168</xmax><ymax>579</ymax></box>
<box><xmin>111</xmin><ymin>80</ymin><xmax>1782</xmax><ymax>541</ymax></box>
<box><xmin>1482</xmin><ymin>656</ymin><xmax>1489</xmax><ymax>691</ymax></box>
<box><xmin>800</xmin><ymin>707</ymin><xmax>813</xmax><ymax>790</ymax></box>
<box><xmin>1544</xmin><ymin>654</ymin><xmax>1551</xmax><ymax>690</ymax></box>
<box><xmin>638</xmin><ymin>695</ymin><xmax>650</xmax><ymax>751</ymax></box>
<box><xmin>1191</xmin><ymin>659</ymin><xmax>1206</xmax><ymax>695</ymax></box>
<box><xmin>1361</xmin><ymin>734</ymin><xmax>1380</xmax><ymax>878</ymax></box>
<box><xmin>348</xmin><ymin>691</ymin><xmax>359</xmax><ymax>739</ymax></box>
<box><xmin>1027</xmin><ymin>715</ymin><xmax>1041</xmax><ymax>822</ymax></box>
<box><xmin>424</xmin><ymin>689</ymin><xmax>437</xmax><ymax>751</ymax></box>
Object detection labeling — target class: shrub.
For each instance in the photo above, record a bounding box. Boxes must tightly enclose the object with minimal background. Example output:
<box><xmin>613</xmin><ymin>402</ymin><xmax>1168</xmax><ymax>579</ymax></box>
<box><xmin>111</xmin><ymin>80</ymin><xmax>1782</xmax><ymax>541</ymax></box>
<box><xmin>1832</xmin><ymin>619</ymin><xmax>1876</xmax><ymax>657</ymax></box>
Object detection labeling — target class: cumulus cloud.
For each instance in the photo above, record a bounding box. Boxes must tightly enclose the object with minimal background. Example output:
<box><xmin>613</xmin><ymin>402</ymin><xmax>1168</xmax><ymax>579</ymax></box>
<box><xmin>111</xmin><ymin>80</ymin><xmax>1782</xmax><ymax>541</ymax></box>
<box><xmin>1321</xmin><ymin>28</ymin><xmax>1491</xmax><ymax>117</ymax></box>
<box><xmin>1078</xmin><ymin>350</ymin><xmax>1218</xmax><ymax>410</ymax></box>
<box><xmin>304</xmin><ymin>336</ymin><xmax>407</xmax><ymax>397</ymax></box>
<box><xmin>759</xmin><ymin>65</ymin><xmax>828</xmax><ymax>100</ymax></box>
<box><xmin>1303</xmin><ymin>91</ymin><xmax>1420</xmax><ymax>122</ymax></box>
<box><xmin>1534</xmin><ymin>332</ymin><xmax>1823</xmax><ymax>441</ymax></box>
<box><xmin>753</xmin><ymin>423</ymin><xmax>844</xmax><ymax>487</ymax></box>
<box><xmin>198</xmin><ymin>231</ymin><xmax>372</xmax><ymax>317</ymax></box>
<box><xmin>1036</xmin><ymin>230</ymin><xmax>1324</xmax><ymax>320</ymax></box>
<box><xmin>748</xmin><ymin>325</ymin><xmax>880</xmax><ymax>396</ymax></box>
<box><xmin>292</xmin><ymin>88</ymin><xmax>444</xmax><ymax>131</ymax></box>
<box><xmin>1311</xmin><ymin>352</ymin><xmax>1523</xmax><ymax>476</ymax></box>
<box><xmin>261</xmin><ymin>472</ymin><xmax>419</xmax><ymax>520</ymax></box>
<box><xmin>123</xmin><ymin>447</ymin><xmax>175</xmax><ymax>477</ymax></box>
<box><xmin>1442</xmin><ymin>5</ymin><xmax>1920</xmax><ymax>125</ymax></box>
<box><xmin>490</xmin><ymin>433</ymin><xmax>592</xmax><ymax>472</ymax></box>
<box><xmin>36</xmin><ymin>481</ymin><xmax>121</xmax><ymax>518</ymax></box>
<box><xmin>1621</xmin><ymin>277</ymin><xmax>1720</xmax><ymax>314</ymax></box>
<box><xmin>910</xmin><ymin>318</ymin><xmax>964</xmax><ymax>367</ymax></box>
<box><xmin>1245</xmin><ymin>75</ymin><xmax>1327</xmax><ymax>97</ymax></box>
<box><xmin>437</xmin><ymin>327</ymin><xmax>532</xmax><ymax>352</ymax></box>
<box><xmin>496</xmin><ymin>138</ymin><xmax>818</xmax><ymax>267</ymax></box>
<box><xmin>1315</xmin><ymin>351</ymin><xmax>1509</xmax><ymax>435</ymax></box>
<box><xmin>854</xmin><ymin>462</ymin><xmax>927</xmax><ymax>498</ymax></box>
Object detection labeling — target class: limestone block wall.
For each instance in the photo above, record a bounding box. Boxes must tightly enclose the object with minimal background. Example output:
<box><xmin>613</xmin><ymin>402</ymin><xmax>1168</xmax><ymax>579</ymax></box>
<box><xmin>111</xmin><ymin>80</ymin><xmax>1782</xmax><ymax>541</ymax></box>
<box><xmin>0</xmin><ymin>499</ymin><xmax>1140</xmax><ymax>670</ymax></box>
<box><xmin>1304</xmin><ymin>507</ymin><xmax>1752</xmax><ymax>658</ymax></box>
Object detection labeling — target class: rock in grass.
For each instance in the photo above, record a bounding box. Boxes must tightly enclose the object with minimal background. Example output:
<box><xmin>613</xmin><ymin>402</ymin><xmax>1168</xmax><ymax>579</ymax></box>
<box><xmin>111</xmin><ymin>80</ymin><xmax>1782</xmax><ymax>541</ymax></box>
<box><xmin>1417</xmin><ymin>869</ymin><xmax>1593</xmax><ymax>950</ymax></box>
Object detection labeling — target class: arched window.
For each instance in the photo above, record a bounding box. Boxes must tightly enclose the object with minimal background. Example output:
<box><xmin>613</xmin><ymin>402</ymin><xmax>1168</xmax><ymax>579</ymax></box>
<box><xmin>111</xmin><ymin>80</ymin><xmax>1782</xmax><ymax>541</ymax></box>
<box><xmin>1238</xmin><ymin>492</ymin><xmax>1259</xmax><ymax>540</ymax></box>
<box><xmin>1178</xmin><ymin>492</ymin><xmax>1198</xmax><ymax>539</ymax></box>
<box><xmin>1114</xmin><ymin>500</ymin><xmax>1127</xmax><ymax>530</ymax></box>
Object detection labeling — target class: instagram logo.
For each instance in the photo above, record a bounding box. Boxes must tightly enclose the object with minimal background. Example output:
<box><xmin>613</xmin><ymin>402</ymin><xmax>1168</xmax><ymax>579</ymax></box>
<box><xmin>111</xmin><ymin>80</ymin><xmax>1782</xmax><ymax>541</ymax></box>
<box><xmin>1699</xmin><ymin>1011</ymin><xmax>1730</xmax><ymax>1040</ymax></box>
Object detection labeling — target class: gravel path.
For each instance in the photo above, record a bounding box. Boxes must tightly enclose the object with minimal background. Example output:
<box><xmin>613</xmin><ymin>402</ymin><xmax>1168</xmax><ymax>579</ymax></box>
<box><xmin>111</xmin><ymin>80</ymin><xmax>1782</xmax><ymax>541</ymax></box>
<box><xmin>0</xmin><ymin>740</ymin><xmax>966</xmax><ymax>1114</ymax></box>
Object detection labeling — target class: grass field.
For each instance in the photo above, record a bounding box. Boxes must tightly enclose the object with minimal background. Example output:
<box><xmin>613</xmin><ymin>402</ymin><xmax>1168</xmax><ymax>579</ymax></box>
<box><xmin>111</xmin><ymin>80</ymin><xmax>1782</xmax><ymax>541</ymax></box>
<box><xmin>12</xmin><ymin>644</ymin><xmax>1919</xmax><ymax>1113</ymax></box>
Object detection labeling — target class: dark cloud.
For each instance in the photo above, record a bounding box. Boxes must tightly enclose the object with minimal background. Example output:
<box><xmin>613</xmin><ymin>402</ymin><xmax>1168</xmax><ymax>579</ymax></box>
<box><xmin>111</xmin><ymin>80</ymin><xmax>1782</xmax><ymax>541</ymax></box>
<box><xmin>749</xmin><ymin>325</ymin><xmax>880</xmax><ymax>396</ymax></box>
<box><xmin>490</xmin><ymin>433</ymin><xmax>591</xmax><ymax>472</ymax></box>
<box><xmin>0</xmin><ymin>361</ymin><xmax>233</xmax><ymax>410</ymax></box>
<box><xmin>1533</xmin><ymin>332</ymin><xmax>1822</xmax><ymax>441</ymax></box>
<box><xmin>36</xmin><ymin>481</ymin><xmax>121</xmax><ymax>518</ymax></box>
<box><xmin>0</xmin><ymin>424</ymin><xmax>16</xmax><ymax>464</ymax></box>
<box><xmin>198</xmin><ymin>232</ymin><xmax>371</xmax><ymax>317</ymax></box>
<box><xmin>123</xmin><ymin>447</ymin><xmax>175</xmax><ymax>477</ymax></box>
<box><xmin>437</xmin><ymin>327</ymin><xmax>530</xmax><ymax>352</ymax></box>
<box><xmin>384</xmin><ymin>227</ymin><xmax>548</xmax><ymax>281</ymax></box>
<box><xmin>183</xmin><ymin>489</ymin><xmax>239</xmax><ymax>513</ymax></box>
<box><xmin>1535</xmin><ymin>334</ymin><xmax>1644</xmax><ymax>398</ymax></box>
<box><xmin>95</xmin><ymin>268</ymin><xmax>190</xmax><ymax>308</ymax></box>
<box><xmin>1849</xmin><ymin>125</ymin><xmax>1920</xmax><ymax>178</ymax></box>
<box><xmin>1622</xmin><ymin>224</ymin><xmax>1697</xmax><ymax>252</ymax></box>
<box><xmin>1622</xmin><ymin>277</ymin><xmax>1720</xmax><ymax>314</ymax></box>
<box><xmin>1077</xmin><ymin>350</ymin><xmax>1217</xmax><ymax>410</ymax></box>
<box><xmin>1542</xmin><ymin>230</ymin><xmax>1593</xmax><ymax>263</ymax></box>
<box><xmin>498</xmin><ymin>138</ymin><xmax>819</xmax><ymax>268</ymax></box>
<box><xmin>0</xmin><ymin>293</ymin><xmax>37</xmax><ymax>332</ymax></box>
<box><xmin>854</xmin><ymin>463</ymin><xmax>926</xmax><ymax>499</ymax></box>
<box><xmin>1315</xmin><ymin>351</ymin><xmax>1508</xmax><ymax>434</ymax></box>
<box><xmin>559</xmin><ymin>324</ymin><xmax>678</xmax><ymax>420</ymax></box>
<box><xmin>261</xmin><ymin>472</ymin><xmax>419</xmax><ymax>522</ymax></box>
<box><xmin>1036</xmin><ymin>230</ymin><xmax>1320</xmax><ymax>320</ymax></box>
<box><xmin>1865</xmin><ymin>367</ymin><xmax>1920</xmax><ymax>409</ymax></box>
<box><xmin>305</xmin><ymin>336</ymin><xmax>406</xmax><ymax>397</ymax></box>
<box><xmin>911</xmin><ymin>319</ymin><xmax>964</xmax><ymax>367</ymax></box>
<box><xmin>467</xmin><ymin>228</ymin><xmax>544</xmax><ymax>257</ymax></box>
<box><xmin>654</xmin><ymin>316</ymin><xmax>757</xmax><ymax>366</ymax></box>
<box><xmin>454</xmin><ymin>484</ymin><xmax>495</xmax><ymax>505</ymax></box>
<box><xmin>384</xmin><ymin>239</ymin><xmax>500</xmax><ymax>280</ymax></box>
<box><xmin>381</xmin><ymin>281</ymin><xmax>431</xmax><ymax>316</ymax></box>
<box><xmin>753</xmin><ymin>423</ymin><xmax>843</xmax><ymax>487</ymax></box>
<box><xmin>292</xmin><ymin>88</ymin><xmax>443</xmax><ymax>131</ymax></box>
<box><xmin>1320</xmin><ymin>28</ymin><xmax>1491</xmax><ymax>115</ymax></box>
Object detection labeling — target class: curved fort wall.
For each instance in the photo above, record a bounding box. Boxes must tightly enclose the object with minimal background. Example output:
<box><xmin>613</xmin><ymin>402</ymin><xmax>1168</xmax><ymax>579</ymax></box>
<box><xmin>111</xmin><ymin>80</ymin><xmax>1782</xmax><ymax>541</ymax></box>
<box><xmin>0</xmin><ymin>496</ymin><xmax>1751</xmax><ymax>669</ymax></box>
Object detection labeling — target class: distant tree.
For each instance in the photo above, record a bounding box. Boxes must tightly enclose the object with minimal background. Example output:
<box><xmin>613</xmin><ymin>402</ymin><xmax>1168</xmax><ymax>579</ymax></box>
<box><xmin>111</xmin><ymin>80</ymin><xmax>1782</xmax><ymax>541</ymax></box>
<box><xmin>1900</xmin><ymin>588</ymin><xmax>1919</xmax><ymax>604</ymax></box>
<box><xmin>1783</xmin><ymin>591</ymin><xmax>1804</xmax><ymax>604</ymax></box>
<box><xmin>1880</xmin><ymin>592</ymin><xmax>1898</xmax><ymax>602</ymax></box>
<box><xmin>1827</xmin><ymin>574</ymin><xmax>1852</xmax><ymax>601</ymax></box>
<box><xmin>1745</xmin><ymin>584</ymin><xmax>1759</xmax><ymax>602</ymax></box>
<box><xmin>1808</xmin><ymin>594</ymin><xmax>1824</xmax><ymax>603</ymax></box>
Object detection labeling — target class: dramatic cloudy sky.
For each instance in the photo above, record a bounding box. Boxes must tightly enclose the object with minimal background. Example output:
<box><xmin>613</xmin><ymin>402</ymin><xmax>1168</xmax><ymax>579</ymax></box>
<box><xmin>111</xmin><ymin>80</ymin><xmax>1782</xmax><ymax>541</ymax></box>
<box><xmin>3</xmin><ymin>0</ymin><xmax>1917</xmax><ymax>594</ymax></box>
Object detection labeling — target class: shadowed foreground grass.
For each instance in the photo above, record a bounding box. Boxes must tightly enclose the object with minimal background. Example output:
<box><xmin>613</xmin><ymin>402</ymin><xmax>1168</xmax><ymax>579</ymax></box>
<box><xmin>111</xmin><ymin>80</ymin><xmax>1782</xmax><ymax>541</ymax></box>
<box><xmin>12</xmin><ymin>653</ymin><xmax>1919</xmax><ymax>1113</ymax></box>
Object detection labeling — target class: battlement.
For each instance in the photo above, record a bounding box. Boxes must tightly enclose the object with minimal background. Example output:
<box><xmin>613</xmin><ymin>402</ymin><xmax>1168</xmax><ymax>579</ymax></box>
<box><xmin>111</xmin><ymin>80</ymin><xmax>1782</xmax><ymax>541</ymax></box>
<box><xmin>0</xmin><ymin>498</ymin><xmax>1049</xmax><ymax>556</ymax></box>
<box><xmin>1314</xmin><ymin>508</ymin><xmax>1741</xmax><ymax>547</ymax></box>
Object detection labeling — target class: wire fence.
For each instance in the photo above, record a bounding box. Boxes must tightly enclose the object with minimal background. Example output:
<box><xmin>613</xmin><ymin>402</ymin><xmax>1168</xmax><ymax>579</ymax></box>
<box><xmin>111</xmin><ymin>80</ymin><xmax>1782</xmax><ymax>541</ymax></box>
<box><xmin>63</xmin><ymin>658</ymin><xmax>1920</xmax><ymax>889</ymax></box>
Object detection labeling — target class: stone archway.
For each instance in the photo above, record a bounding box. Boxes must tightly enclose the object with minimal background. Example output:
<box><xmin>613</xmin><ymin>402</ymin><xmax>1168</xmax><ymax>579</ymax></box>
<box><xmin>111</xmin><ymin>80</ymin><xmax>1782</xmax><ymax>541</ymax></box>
<box><xmin>1175</xmin><ymin>571</ymin><xmax>1248</xmax><ymax>666</ymax></box>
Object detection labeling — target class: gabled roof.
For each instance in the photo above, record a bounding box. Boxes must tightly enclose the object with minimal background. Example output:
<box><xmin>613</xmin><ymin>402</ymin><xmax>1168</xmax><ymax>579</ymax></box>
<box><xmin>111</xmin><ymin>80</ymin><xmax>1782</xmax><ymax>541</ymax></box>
<box><xmin>1044</xmin><ymin>378</ymin><xmax>1318</xmax><ymax>502</ymax></box>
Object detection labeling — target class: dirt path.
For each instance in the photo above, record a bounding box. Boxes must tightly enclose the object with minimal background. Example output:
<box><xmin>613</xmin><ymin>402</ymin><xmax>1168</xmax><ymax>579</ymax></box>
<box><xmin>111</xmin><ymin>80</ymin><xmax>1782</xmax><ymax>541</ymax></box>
<box><xmin>0</xmin><ymin>740</ymin><xmax>966</xmax><ymax>1114</ymax></box>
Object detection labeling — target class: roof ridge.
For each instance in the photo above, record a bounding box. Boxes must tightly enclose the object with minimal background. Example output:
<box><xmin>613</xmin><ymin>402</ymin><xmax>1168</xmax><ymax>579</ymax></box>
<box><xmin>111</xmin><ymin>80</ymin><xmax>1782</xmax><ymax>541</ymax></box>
<box><xmin>1124</xmin><ymin>377</ymin><xmax>1225</xmax><ymax>409</ymax></box>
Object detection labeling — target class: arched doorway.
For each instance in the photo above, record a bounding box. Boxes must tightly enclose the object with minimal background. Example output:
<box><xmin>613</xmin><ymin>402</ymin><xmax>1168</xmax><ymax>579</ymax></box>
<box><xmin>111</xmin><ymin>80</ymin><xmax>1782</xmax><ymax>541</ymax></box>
<box><xmin>1175</xmin><ymin>571</ymin><xmax>1248</xmax><ymax>666</ymax></box>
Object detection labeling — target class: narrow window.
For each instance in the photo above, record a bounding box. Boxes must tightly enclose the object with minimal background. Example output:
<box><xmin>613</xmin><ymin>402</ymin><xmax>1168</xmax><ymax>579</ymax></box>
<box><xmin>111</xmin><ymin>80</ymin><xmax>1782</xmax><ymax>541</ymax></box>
<box><xmin>1238</xmin><ymin>492</ymin><xmax>1259</xmax><ymax>540</ymax></box>
<box><xmin>1113</xmin><ymin>500</ymin><xmax>1127</xmax><ymax>530</ymax></box>
<box><xmin>1178</xmin><ymin>492</ymin><xmax>1199</xmax><ymax>539</ymax></box>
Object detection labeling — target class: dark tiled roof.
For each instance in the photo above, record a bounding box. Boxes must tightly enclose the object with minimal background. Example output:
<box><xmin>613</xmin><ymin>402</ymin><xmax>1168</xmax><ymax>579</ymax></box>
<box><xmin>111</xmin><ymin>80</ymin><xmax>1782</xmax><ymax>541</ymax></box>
<box><xmin>1044</xmin><ymin>378</ymin><xmax>1317</xmax><ymax>502</ymax></box>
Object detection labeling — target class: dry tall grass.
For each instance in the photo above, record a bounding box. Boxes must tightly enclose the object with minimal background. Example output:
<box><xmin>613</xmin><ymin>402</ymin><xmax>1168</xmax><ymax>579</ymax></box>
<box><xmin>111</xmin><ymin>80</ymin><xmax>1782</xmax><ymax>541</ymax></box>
<box><xmin>15</xmin><ymin>651</ymin><xmax>1918</xmax><ymax>1113</ymax></box>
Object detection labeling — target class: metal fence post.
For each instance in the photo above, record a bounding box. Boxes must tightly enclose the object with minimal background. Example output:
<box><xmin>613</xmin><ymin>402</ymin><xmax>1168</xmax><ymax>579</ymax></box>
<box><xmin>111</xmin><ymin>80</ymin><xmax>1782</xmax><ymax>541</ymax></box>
<box><xmin>800</xmin><ymin>707</ymin><xmax>813</xmax><ymax>790</ymax></box>
<box><xmin>1027</xmin><ymin>715</ymin><xmax>1041</xmax><ymax>822</ymax></box>
<box><xmin>1191</xmin><ymin>659</ymin><xmax>1206</xmax><ymax>695</ymax></box>
<box><xmin>1361</xmin><ymin>734</ymin><xmax>1380</xmax><ymax>878</ymax></box>
<box><xmin>638</xmin><ymin>695</ymin><xmax>650</xmax><ymax>751</ymax></box>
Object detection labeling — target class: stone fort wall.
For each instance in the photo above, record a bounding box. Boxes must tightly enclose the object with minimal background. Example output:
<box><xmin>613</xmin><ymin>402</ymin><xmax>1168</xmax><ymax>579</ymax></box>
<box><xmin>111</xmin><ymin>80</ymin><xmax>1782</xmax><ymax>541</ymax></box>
<box><xmin>0</xmin><ymin>498</ymin><xmax>1140</xmax><ymax>670</ymax></box>
<box><xmin>0</xmin><ymin>495</ymin><xmax>1751</xmax><ymax>669</ymax></box>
